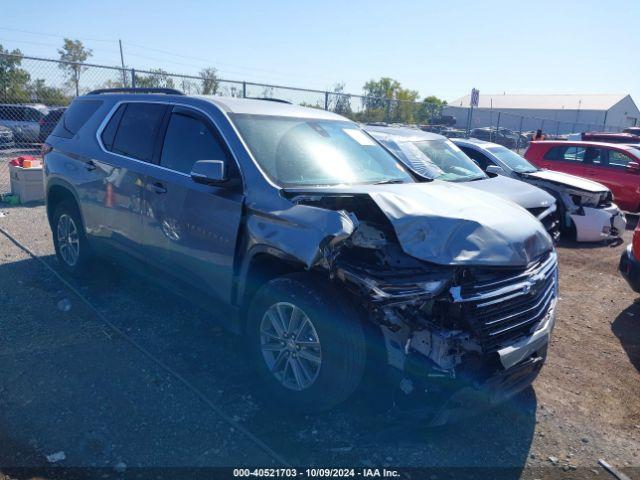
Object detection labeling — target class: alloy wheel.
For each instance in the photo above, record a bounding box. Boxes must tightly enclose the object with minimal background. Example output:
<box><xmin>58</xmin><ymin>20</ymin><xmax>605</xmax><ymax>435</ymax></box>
<box><xmin>57</xmin><ymin>213</ymin><xmax>80</xmax><ymax>267</ymax></box>
<box><xmin>259</xmin><ymin>302</ymin><xmax>322</xmax><ymax>391</ymax></box>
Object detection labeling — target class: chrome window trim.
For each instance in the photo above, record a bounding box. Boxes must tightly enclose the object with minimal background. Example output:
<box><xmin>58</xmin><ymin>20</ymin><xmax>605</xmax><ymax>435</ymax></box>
<box><xmin>94</xmin><ymin>99</ymin><xmax>246</xmax><ymax>188</ymax></box>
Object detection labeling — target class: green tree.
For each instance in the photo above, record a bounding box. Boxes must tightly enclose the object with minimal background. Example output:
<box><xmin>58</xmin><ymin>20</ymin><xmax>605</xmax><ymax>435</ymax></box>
<box><xmin>57</xmin><ymin>39</ymin><xmax>93</xmax><ymax>96</ymax></box>
<box><xmin>199</xmin><ymin>67</ymin><xmax>219</xmax><ymax>95</ymax></box>
<box><xmin>134</xmin><ymin>69</ymin><xmax>175</xmax><ymax>89</ymax></box>
<box><xmin>362</xmin><ymin>77</ymin><xmax>401</xmax><ymax>119</ymax></box>
<box><xmin>327</xmin><ymin>82</ymin><xmax>352</xmax><ymax>117</ymax></box>
<box><xmin>415</xmin><ymin>95</ymin><xmax>447</xmax><ymax>124</ymax></box>
<box><xmin>27</xmin><ymin>78</ymin><xmax>70</xmax><ymax>106</ymax></box>
<box><xmin>0</xmin><ymin>45</ymin><xmax>30</xmax><ymax>103</ymax></box>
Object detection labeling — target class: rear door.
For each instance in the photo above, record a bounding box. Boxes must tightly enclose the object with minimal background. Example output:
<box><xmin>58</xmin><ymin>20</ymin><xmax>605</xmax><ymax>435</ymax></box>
<box><xmin>95</xmin><ymin>101</ymin><xmax>169</xmax><ymax>257</ymax></box>
<box><xmin>538</xmin><ymin>144</ymin><xmax>589</xmax><ymax>177</ymax></box>
<box><xmin>143</xmin><ymin>105</ymin><xmax>244</xmax><ymax>303</ymax></box>
<box><xmin>594</xmin><ymin>148</ymin><xmax>640</xmax><ymax>211</ymax></box>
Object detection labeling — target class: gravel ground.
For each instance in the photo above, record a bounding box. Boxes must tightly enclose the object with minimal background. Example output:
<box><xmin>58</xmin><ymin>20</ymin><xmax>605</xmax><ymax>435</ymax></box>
<box><xmin>0</xmin><ymin>203</ymin><xmax>638</xmax><ymax>478</ymax></box>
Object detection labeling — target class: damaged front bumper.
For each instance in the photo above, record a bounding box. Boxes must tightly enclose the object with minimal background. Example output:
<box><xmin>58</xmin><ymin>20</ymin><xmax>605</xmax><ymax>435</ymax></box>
<box><xmin>394</xmin><ymin>298</ymin><xmax>556</xmax><ymax>426</ymax></box>
<box><xmin>570</xmin><ymin>203</ymin><xmax>626</xmax><ymax>242</ymax></box>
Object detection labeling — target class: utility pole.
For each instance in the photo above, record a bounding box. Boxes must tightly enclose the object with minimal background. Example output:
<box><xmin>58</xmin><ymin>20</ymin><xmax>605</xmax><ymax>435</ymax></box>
<box><xmin>119</xmin><ymin>39</ymin><xmax>127</xmax><ymax>86</ymax></box>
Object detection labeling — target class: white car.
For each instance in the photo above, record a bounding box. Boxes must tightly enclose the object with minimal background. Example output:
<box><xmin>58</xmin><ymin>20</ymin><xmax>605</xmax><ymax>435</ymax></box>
<box><xmin>454</xmin><ymin>138</ymin><xmax>626</xmax><ymax>243</ymax></box>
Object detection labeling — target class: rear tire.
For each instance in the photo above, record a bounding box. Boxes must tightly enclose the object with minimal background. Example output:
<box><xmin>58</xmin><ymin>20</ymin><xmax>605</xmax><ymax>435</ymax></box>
<box><xmin>247</xmin><ymin>273</ymin><xmax>367</xmax><ymax>413</ymax></box>
<box><xmin>52</xmin><ymin>199</ymin><xmax>92</xmax><ymax>276</ymax></box>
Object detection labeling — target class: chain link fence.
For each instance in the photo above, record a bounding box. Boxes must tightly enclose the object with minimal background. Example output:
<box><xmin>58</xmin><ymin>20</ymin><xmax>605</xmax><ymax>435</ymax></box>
<box><xmin>0</xmin><ymin>52</ymin><xmax>634</xmax><ymax>196</ymax></box>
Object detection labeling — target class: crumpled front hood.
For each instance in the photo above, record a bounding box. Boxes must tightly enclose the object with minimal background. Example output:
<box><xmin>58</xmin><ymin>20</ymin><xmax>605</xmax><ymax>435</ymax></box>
<box><xmin>525</xmin><ymin>169</ymin><xmax>609</xmax><ymax>193</ymax></box>
<box><xmin>459</xmin><ymin>175</ymin><xmax>555</xmax><ymax>210</ymax></box>
<box><xmin>285</xmin><ymin>181</ymin><xmax>553</xmax><ymax>267</ymax></box>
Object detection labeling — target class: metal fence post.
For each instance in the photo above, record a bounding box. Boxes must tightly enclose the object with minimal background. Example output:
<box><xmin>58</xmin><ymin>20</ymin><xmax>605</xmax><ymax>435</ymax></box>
<box><xmin>496</xmin><ymin>112</ymin><xmax>501</xmax><ymax>138</ymax></box>
<box><xmin>516</xmin><ymin>116</ymin><xmax>524</xmax><ymax>151</ymax></box>
<box><xmin>324</xmin><ymin>91</ymin><xmax>329</xmax><ymax>111</ymax></box>
<box><xmin>242</xmin><ymin>82</ymin><xmax>246</xmax><ymax>98</ymax></box>
<box><xmin>131</xmin><ymin>68</ymin><xmax>136</xmax><ymax>89</ymax></box>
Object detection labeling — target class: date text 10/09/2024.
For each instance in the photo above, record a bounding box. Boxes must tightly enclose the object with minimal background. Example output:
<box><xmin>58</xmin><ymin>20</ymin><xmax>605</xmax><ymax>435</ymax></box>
<box><xmin>233</xmin><ymin>468</ymin><xmax>400</xmax><ymax>478</ymax></box>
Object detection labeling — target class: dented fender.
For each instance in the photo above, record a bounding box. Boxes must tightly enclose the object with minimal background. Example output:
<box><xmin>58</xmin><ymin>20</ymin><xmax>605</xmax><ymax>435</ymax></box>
<box><xmin>242</xmin><ymin>202</ymin><xmax>358</xmax><ymax>269</ymax></box>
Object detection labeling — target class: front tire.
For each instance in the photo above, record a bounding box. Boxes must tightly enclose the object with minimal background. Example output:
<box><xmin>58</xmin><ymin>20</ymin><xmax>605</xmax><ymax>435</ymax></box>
<box><xmin>247</xmin><ymin>273</ymin><xmax>367</xmax><ymax>413</ymax></box>
<box><xmin>52</xmin><ymin>200</ymin><xmax>91</xmax><ymax>276</ymax></box>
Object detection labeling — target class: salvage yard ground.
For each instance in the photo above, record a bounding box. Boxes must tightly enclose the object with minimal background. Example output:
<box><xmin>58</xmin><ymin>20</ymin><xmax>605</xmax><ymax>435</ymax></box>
<box><xmin>0</xmin><ymin>203</ymin><xmax>638</xmax><ymax>478</ymax></box>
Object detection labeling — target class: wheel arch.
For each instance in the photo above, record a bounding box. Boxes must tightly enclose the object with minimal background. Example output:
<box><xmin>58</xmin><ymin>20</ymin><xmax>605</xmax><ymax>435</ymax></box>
<box><xmin>236</xmin><ymin>246</ymin><xmax>307</xmax><ymax>331</ymax></box>
<box><xmin>46</xmin><ymin>180</ymin><xmax>84</xmax><ymax>230</ymax></box>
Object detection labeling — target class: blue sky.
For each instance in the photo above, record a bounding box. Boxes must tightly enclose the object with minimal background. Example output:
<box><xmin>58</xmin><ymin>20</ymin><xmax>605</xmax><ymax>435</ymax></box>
<box><xmin>2</xmin><ymin>0</ymin><xmax>639</xmax><ymax>102</ymax></box>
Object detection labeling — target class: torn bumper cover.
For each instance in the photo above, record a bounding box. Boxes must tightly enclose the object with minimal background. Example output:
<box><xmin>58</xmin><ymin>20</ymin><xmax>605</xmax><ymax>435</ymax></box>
<box><xmin>394</xmin><ymin>298</ymin><xmax>556</xmax><ymax>426</ymax></box>
<box><xmin>570</xmin><ymin>203</ymin><xmax>626</xmax><ymax>242</ymax></box>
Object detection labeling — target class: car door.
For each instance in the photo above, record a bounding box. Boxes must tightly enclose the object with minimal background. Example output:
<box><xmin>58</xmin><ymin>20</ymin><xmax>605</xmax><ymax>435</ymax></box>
<box><xmin>595</xmin><ymin>148</ymin><xmax>640</xmax><ymax>211</ymax></box>
<box><xmin>538</xmin><ymin>145</ymin><xmax>589</xmax><ymax>178</ymax></box>
<box><xmin>94</xmin><ymin>101</ymin><xmax>169</xmax><ymax>257</ymax></box>
<box><xmin>143</xmin><ymin>105</ymin><xmax>244</xmax><ymax>303</ymax></box>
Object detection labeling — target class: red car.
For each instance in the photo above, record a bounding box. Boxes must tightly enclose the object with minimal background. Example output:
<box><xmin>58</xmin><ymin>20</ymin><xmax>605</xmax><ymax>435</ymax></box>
<box><xmin>525</xmin><ymin>141</ymin><xmax>640</xmax><ymax>212</ymax></box>
<box><xmin>619</xmin><ymin>221</ymin><xmax>640</xmax><ymax>292</ymax></box>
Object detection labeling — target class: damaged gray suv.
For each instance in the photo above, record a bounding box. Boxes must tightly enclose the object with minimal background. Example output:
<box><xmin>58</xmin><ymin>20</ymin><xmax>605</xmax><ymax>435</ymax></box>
<box><xmin>43</xmin><ymin>89</ymin><xmax>558</xmax><ymax>423</ymax></box>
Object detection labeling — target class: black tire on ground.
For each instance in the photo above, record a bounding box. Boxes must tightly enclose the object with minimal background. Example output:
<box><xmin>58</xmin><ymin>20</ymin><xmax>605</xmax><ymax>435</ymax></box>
<box><xmin>247</xmin><ymin>272</ymin><xmax>367</xmax><ymax>413</ymax></box>
<box><xmin>51</xmin><ymin>199</ymin><xmax>92</xmax><ymax>276</ymax></box>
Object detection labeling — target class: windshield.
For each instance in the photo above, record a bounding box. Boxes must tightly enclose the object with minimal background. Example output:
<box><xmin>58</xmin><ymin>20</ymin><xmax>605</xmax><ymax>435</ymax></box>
<box><xmin>487</xmin><ymin>146</ymin><xmax>538</xmax><ymax>173</ymax></box>
<box><xmin>395</xmin><ymin>139</ymin><xmax>487</xmax><ymax>182</ymax></box>
<box><xmin>232</xmin><ymin>115</ymin><xmax>413</xmax><ymax>187</ymax></box>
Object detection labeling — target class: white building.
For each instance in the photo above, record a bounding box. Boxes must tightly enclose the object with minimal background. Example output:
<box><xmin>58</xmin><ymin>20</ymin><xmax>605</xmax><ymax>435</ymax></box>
<box><xmin>443</xmin><ymin>93</ymin><xmax>640</xmax><ymax>134</ymax></box>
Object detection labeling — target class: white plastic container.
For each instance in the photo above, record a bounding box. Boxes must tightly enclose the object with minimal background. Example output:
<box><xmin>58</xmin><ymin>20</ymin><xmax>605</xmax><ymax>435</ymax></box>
<box><xmin>9</xmin><ymin>164</ymin><xmax>45</xmax><ymax>203</ymax></box>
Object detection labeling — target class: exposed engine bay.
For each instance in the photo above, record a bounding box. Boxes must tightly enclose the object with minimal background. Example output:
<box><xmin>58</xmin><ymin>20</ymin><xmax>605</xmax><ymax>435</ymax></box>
<box><xmin>278</xmin><ymin>189</ymin><xmax>558</xmax><ymax>389</ymax></box>
<box><xmin>522</xmin><ymin>172</ymin><xmax>626</xmax><ymax>242</ymax></box>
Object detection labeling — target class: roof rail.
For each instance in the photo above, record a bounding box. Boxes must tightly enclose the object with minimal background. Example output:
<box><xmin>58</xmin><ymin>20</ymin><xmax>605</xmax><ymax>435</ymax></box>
<box><xmin>246</xmin><ymin>97</ymin><xmax>292</xmax><ymax>104</ymax></box>
<box><xmin>87</xmin><ymin>87</ymin><xmax>184</xmax><ymax>95</ymax></box>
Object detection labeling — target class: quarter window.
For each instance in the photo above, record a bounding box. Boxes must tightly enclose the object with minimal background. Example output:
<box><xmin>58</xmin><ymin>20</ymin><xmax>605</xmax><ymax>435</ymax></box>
<box><xmin>608</xmin><ymin>150</ymin><xmax>634</xmax><ymax>168</ymax></box>
<box><xmin>160</xmin><ymin>111</ymin><xmax>230</xmax><ymax>174</ymax></box>
<box><xmin>52</xmin><ymin>100</ymin><xmax>102</xmax><ymax>138</ymax></box>
<box><xmin>108</xmin><ymin>103</ymin><xmax>167</xmax><ymax>162</ymax></box>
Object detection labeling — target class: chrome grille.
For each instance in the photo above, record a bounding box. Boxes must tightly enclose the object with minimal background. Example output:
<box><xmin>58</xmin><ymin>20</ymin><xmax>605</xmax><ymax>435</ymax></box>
<box><xmin>451</xmin><ymin>252</ymin><xmax>558</xmax><ymax>351</ymax></box>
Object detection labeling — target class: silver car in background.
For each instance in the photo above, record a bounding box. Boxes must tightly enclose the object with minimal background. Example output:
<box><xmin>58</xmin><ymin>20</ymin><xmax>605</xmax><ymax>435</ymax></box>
<box><xmin>365</xmin><ymin>125</ymin><xmax>560</xmax><ymax>240</ymax></box>
<box><xmin>0</xmin><ymin>103</ymin><xmax>48</xmax><ymax>143</ymax></box>
<box><xmin>453</xmin><ymin>137</ymin><xmax>626</xmax><ymax>242</ymax></box>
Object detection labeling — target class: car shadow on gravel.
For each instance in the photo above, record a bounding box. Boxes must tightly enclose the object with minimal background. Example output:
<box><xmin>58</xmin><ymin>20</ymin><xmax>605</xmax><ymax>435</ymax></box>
<box><xmin>612</xmin><ymin>301</ymin><xmax>640</xmax><ymax>374</ymax></box>
<box><xmin>64</xmin><ymin>259</ymin><xmax>538</xmax><ymax>471</ymax></box>
<box><xmin>0</xmin><ymin>252</ymin><xmax>538</xmax><ymax>472</ymax></box>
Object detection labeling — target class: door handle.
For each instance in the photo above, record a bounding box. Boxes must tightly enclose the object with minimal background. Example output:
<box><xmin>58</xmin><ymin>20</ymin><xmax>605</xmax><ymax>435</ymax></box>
<box><xmin>150</xmin><ymin>182</ymin><xmax>167</xmax><ymax>194</ymax></box>
<box><xmin>85</xmin><ymin>160</ymin><xmax>96</xmax><ymax>171</ymax></box>
<box><xmin>586</xmin><ymin>169</ymin><xmax>596</xmax><ymax>175</ymax></box>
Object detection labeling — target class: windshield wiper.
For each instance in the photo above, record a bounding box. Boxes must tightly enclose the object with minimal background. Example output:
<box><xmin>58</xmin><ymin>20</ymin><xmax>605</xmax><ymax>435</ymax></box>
<box><xmin>372</xmin><ymin>179</ymin><xmax>406</xmax><ymax>185</ymax></box>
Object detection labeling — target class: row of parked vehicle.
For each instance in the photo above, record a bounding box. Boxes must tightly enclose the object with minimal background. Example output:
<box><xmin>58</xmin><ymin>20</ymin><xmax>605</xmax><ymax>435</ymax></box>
<box><xmin>0</xmin><ymin>103</ymin><xmax>66</xmax><ymax>146</ymax></box>
<box><xmin>37</xmin><ymin>88</ymin><xmax>633</xmax><ymax>424</ymax></box>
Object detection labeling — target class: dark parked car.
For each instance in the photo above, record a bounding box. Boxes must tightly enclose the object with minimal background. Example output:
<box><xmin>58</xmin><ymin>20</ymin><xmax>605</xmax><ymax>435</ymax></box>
<box><xmin>43</xmin><ymin>88</ymin><xmax>557</xmax><ymax>422</ymax></box>
<box><xmin>39</xmin><ymin>108</ymin><xmax>66</xmax><ymax>142</ymax></box>
<box><xmin>619</xmin><ymin>221</ymin><xmax>640</xmax><ymax>292</ymax></box>
<box><xmin>470</xmin><ymin>127</ymin><xmax>517</xmax><ymax>148</ymax></box>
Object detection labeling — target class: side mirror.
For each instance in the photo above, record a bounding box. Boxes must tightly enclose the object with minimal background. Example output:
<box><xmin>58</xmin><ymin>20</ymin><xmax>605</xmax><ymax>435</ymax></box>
<box><xmin>626</xmin><ymin>161</ymin><xmax>640</xmax><ymax>174</ymax></box>
<box><xmin>190</xmin><ymin>160</ymin><xmax>227</xmax><ymax>185</ymax></box>
<box><xmin>486</xmin><ymin>165</ymin><xmax>505</xmax><ymax>176</ymax></box>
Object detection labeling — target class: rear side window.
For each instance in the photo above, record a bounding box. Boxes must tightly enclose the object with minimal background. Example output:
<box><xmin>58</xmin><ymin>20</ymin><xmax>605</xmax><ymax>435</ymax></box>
<box><xmin>608</xmin><ymin>150</ymin><xmax>634</xmax><ymax>168</ymax></box>
<box><xmin>0</xmin><ymin>106</ymin><xmax>21</xmax><ymax>121</ymax></box>
<box><xmin>160</xmin><ymin>111</ymin><xmax>230</xmax><ymax>174</ymax></box>
<box><xmin>544</xmin><ymin>145</ymin><xmax>585</xmax><ymax>162</ymax></box>
<box><xmin>105</xmin><ymin>103</ymin><xmax>167</xmax><ymax>162</ymax></box>
<box><xmin>23</xmin><ymin>108</ymin><xmax>44</xmax><ymax>122</ymax></box>
<box><xmin>51</xmin><ymin>100</ymin><xmax>102</xmax><ymax>138</ymax></box>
